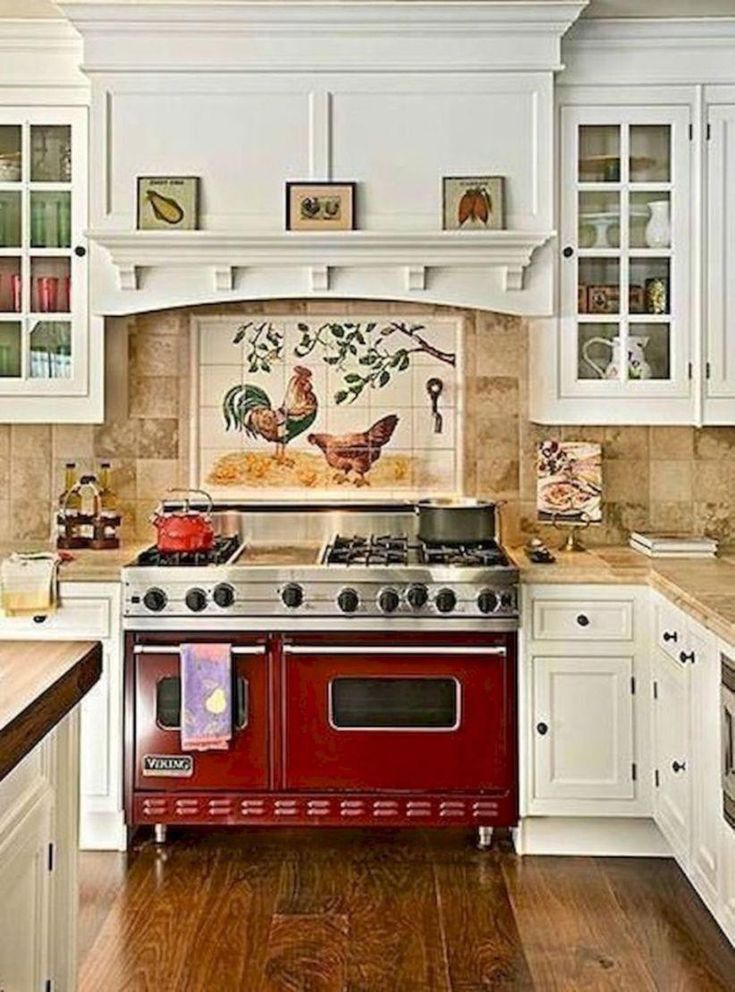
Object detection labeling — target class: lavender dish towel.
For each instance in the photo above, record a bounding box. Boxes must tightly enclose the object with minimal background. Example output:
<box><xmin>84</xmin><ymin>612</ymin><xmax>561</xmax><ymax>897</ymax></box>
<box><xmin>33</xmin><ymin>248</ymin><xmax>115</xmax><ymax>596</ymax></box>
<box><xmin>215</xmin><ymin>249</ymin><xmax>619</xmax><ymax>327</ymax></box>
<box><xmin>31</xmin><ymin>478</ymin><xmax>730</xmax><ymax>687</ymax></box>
<box><xmin>180</xmin><ymin>643</ymin><xmax>233</xmax><ymax>751</ymax></box>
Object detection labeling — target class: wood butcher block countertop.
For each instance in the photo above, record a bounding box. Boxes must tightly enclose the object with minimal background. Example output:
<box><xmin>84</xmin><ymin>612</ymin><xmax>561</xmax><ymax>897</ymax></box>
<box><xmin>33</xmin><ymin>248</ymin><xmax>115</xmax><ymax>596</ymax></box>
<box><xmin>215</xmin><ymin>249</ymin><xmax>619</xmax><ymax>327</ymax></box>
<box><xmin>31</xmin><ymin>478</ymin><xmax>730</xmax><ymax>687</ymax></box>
<box><xmin>513</xmin><ymin>545</ymin><xmax>735</xmax><ymax>646</ymax></box>
<box><xmin>0</xmin><ymin>640</ymin><xmax>102</xmax><ymax>781</ymax></box>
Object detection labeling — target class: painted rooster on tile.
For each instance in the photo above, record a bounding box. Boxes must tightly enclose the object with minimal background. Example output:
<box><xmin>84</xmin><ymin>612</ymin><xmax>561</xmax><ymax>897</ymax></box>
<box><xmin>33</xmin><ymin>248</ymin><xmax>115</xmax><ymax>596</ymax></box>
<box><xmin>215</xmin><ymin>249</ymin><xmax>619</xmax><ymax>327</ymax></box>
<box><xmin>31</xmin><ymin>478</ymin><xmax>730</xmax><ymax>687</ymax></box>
<box><xmin>222</xmin><ymin>366</ymin><xmax>318</xmax><ymax>464</ymax></box>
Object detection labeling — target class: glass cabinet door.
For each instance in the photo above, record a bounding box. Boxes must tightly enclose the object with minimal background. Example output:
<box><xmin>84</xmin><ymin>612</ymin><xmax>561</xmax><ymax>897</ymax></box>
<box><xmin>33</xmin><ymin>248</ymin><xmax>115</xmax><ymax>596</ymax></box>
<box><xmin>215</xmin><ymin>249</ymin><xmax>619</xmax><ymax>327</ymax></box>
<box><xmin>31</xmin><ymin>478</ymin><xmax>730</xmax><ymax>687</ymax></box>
<box><xmin>0</xmin><ymin>109</ymin><xmax>86</xmax><ymax>394</ymax></box>
<box><xmin>560</xmin><ymin>107</ymin><xmax>691</xmax><ymax>400</ymax></box>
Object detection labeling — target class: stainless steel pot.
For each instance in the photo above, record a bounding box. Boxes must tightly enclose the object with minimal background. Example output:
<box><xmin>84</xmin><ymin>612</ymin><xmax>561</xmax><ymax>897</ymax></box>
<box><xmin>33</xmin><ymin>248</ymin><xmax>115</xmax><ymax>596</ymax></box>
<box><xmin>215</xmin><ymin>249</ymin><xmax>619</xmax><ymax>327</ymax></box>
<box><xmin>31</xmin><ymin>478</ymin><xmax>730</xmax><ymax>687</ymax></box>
<box><xmin>415</xmin><ymin>498</ymin><xmax>500</xmax><ymax>545</ymax></box>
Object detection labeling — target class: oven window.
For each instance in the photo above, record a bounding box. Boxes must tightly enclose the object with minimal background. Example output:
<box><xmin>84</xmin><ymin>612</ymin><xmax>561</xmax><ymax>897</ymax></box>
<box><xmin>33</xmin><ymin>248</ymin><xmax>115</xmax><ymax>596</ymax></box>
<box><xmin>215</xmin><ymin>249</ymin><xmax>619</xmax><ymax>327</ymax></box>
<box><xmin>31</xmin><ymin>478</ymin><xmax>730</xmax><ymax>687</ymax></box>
<box><xmin>156</xmin><ymin>677</ymin><xmax>181</xmax><ymax>728</ymax></box>
<box><xmin>329</xmin><ymin>677</ymin><xmax>459</xmax><ymax>730</ymax></box>
<box><xmin>155</xmin><ymin>676</ymin><xmax>248</xmax><ymax>729</ymax></box>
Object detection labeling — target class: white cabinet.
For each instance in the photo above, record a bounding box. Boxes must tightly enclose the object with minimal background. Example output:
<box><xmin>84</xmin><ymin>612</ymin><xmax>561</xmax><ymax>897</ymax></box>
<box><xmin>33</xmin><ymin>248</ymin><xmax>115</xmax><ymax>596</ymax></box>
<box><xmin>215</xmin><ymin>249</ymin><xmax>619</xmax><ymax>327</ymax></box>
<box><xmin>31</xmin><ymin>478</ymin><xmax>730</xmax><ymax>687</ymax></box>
<box><xmin>0</xmin><ymin>760</ymin><xmax>52</xmax><ymax>992</ymax></box>
<box><xmin>0</xmin><ymin>106</ymin><xmax>102</xmax><ymax>423</ymax></box>
<box><xmin>652</xmin><ymin>645</ymin><xmax>691</xmax><ymax>862</ymax></box>
<box><xmin>522</xmin><ymin>584</ymin><xmax>651</xmax><ymax>819</ymax></box>
<box><xmin>0</xmin><ymin>583</ymin><xmax>125</xmax><ymax>850</ymax></box>
<box><xmin>532</xmin><ymin>654</ymin><xmax>636</xmax><ymax>802</ymax></box>
<box><xmin>531</xmin><ymin>96</ymin><xmax>695</xmax><ymax>425</ymax></box>
<box><xmin>650</xmin><ymin>594</ymin><xmax>727</xmax><ymax>927</ymax></box>
<box><xmin>688</xmin><ymin>623</ymin><xmax>721</xmax><ymax>907</ymax></box>
<box><xmin>704</xmin><ymin>97</ymin><xmax>735</xmax><ymax>423</ymax></box>
<box><xmin>0</xmin><ymin>715</ymin><xmax>79</xmax><ymax>992</ymax></box>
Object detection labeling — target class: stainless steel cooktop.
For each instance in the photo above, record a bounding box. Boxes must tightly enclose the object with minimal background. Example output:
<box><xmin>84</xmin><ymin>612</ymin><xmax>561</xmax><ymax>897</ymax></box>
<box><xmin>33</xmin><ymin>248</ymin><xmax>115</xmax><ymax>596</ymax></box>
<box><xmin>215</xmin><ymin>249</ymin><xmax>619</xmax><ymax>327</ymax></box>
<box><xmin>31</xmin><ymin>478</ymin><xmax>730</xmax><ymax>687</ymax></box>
<box><xmin>123</xmin><ymin>503</ymin><xmax>519</xmax><ymax>631</ymax></box>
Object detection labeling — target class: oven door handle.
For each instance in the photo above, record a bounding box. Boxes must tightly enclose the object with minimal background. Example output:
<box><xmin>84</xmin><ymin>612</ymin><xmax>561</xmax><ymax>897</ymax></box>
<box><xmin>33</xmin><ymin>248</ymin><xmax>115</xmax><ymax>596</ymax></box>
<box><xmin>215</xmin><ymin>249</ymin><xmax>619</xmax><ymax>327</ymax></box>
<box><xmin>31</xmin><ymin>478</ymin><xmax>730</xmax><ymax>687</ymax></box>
<box><xmin>235</xmin><ymin>677</ymin><xmax>249</xmax><ymax>730</ymax></box>
<box><xmin>282</xmin><ymin>646</ymin><xmax>507</xmax><ymax>656</ymax></box>
<box><xmin>133</xmin><ymin>645</ymin><xmax>266</xmax><ymax>656</ymax></box>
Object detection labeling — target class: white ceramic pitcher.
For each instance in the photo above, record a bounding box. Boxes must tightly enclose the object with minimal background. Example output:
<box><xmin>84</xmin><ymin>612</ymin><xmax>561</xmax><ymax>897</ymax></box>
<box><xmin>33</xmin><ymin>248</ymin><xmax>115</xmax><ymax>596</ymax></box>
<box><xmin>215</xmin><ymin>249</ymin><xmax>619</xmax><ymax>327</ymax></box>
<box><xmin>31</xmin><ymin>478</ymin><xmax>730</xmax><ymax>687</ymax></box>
<box><xmin>582</xmin><ymin>335</ymin><xmax>652</xmax><ymax>380</ymax></box>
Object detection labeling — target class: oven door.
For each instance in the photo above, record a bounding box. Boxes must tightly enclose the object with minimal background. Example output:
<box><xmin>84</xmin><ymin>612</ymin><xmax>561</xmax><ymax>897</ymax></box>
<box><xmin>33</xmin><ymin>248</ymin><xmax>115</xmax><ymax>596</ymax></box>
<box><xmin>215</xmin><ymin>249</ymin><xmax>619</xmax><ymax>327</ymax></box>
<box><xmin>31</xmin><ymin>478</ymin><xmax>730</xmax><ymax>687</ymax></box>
<box><xmin>282</xmin><ymin>643</ymin><xmax>514</xmax><ymax>792</ymax></box>
<box><xmin>722</xmin><ymin>652</ymin><xmax>735</xmax><ymax>828</ymax></box>
<box><xmin>133</xmin><ymin>644</ymin><xmax>269</xmax><ymax>791</ymax></box>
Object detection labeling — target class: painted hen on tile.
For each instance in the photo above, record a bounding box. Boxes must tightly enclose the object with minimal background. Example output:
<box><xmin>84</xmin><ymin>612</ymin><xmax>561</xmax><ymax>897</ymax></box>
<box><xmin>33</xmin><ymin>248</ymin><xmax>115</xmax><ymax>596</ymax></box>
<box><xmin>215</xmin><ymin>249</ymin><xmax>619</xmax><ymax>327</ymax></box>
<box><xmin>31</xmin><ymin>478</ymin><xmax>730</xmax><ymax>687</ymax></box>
<box><xmin>308</xmin><ymin>414</ymin><xmax>399</xmax><ymax>486</ymax></box>
<box><xmin>222</xmin><ymin>366</ymin><xmax>318</xmax><ymax>464</ymax></box>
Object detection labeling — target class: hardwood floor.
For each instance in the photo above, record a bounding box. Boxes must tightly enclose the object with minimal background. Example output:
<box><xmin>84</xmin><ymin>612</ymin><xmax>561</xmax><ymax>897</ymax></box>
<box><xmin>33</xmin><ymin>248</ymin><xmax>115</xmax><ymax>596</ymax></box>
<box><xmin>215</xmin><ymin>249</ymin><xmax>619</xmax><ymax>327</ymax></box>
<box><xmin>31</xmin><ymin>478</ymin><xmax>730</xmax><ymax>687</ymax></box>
<box><xmin>78</xmin><ymin>828</ymin><xmax>735</xmax><ymax>992</ymax></box>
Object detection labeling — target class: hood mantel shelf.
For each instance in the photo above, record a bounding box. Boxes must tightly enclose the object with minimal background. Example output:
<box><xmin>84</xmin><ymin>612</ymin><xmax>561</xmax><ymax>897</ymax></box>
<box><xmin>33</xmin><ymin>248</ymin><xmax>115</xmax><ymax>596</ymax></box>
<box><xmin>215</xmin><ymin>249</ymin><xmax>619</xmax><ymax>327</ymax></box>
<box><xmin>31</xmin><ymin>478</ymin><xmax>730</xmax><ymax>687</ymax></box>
<box><xmin>88</xmin><ymin>228</ymin><xmax>555</xmax><ymax>299</ymax></box>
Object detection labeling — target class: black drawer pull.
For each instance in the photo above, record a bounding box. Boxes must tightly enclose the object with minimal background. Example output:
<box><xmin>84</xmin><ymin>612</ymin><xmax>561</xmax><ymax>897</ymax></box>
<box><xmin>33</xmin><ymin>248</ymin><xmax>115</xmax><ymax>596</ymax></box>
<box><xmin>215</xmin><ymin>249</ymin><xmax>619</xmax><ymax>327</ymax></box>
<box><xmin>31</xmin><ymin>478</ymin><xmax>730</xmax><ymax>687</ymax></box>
<box><xmin>672</xmin><ymin>760</ymin><xmax>686</xmax><ymax>773</ymax></box>
<box><xmin>536</xmin><ymin>722</ymin><xmax>549</xmax><ymax>736</ymax></box>
<box><xmin>562</xmin><ymin>246</ymin><xmax>574</xmax><ymax>258</ymax></box>
<box><xmin>662</xmin><ymin>630</ymin><xmax>678</xmax><ymax>643</ymax></box>
<box><xmin>576</xmin><ymin>614</ymin><xmax>590</xmax><ymax>627</ymax></box>
<box><xmin>679</xmin><ymin>650</ymin><xmax>695</xmax><ymax>664</ymax></box>
<box><xmin>33</xmin><ymin>614</ymin><xmax>47</xmax><ymax>624</ymax></box>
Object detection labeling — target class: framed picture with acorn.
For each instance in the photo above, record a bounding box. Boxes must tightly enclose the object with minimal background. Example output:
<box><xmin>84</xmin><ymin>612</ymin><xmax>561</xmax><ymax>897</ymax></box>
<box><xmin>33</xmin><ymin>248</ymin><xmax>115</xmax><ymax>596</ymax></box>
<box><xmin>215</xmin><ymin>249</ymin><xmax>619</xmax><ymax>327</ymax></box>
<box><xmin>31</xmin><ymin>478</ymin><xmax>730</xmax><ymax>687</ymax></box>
<box><xmin>442</xmin><ymin>176</ymin><xmax>505</xmax><ymax>231</ymax></box>
<box><xmin>137</xmin><ymin>176</ymin><xmax>200</xmax><ymax>231</ymax></box>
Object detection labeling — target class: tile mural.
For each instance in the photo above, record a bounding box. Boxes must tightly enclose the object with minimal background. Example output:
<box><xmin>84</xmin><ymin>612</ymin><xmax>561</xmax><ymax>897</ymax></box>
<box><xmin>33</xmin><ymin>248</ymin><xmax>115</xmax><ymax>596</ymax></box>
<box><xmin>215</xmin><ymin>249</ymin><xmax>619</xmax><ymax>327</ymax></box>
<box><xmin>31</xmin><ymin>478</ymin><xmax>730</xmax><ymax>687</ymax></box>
<box><xmin>194</xmin><ymin>315</ymin><xmax>463</xmax><ymax>498</ymax></box>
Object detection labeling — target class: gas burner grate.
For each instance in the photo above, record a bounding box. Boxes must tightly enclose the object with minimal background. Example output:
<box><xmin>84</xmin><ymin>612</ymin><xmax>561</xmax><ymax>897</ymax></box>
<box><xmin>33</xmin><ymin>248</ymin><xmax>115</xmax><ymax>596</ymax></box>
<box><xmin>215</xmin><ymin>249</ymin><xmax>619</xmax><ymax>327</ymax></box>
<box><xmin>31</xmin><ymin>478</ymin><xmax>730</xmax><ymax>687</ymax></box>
<box><xmin>420</xmin><ymin>541</ymin><xmax>510</xmax><ymax>568</ymax></box>
<box><xmin>324</xmin><ymin>534</ymin><xmax>410</xmax><ymax>566</ymax></box>
<box><xmin>134</xmin><ymin>534</ymin><xmax>241</xmax><ymax>567</ymax></box>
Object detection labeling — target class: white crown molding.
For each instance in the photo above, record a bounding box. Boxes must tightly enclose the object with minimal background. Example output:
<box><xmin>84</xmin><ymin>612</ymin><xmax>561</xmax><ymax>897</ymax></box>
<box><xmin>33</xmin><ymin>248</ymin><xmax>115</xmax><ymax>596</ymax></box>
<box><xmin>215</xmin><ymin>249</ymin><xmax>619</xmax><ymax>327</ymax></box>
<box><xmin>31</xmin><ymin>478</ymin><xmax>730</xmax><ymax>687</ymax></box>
<box><xmin>88</xmin><ymin>228</ymin><xmax>554</xmax><ymax>295</ymax></box>
<box><xmin>0</xmin><ymin>18</ymin><xmax>86</xmax><ymax>93</ymax></box>
<box><xmin>59</xmin><ymin>2</ymin><xmax>587</xmax><ymax>73</ymax></box>
<box><xmin>562</xmin><ymin>16</ymin><xmax>735</xmax><ymax>85</ymax></box>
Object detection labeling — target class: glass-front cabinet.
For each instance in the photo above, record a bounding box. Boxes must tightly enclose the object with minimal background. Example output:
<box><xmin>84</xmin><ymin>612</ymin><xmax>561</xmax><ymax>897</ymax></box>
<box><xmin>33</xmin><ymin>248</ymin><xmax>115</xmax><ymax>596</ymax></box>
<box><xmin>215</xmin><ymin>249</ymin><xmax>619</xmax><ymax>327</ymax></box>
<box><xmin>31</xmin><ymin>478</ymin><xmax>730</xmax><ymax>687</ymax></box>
<box><xmin>559</xmin><ymin>106</ymin><xmax>691</xmax><ymax>410</ymax></box>
<box><xmin>0</xmin><ymin>107</ymin><xmax>92</xmax><ymax>418</ymax></box>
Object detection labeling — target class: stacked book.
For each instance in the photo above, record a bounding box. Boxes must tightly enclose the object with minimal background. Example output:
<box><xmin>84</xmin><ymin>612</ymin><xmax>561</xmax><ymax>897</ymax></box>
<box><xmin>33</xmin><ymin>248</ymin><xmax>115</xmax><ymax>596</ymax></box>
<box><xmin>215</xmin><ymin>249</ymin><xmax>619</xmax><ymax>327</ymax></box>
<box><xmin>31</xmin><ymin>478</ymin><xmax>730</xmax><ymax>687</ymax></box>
<box><xmin>630</xmin><ymin>532</ymin><xmax>718</xmax><ymax>559</ymax></box>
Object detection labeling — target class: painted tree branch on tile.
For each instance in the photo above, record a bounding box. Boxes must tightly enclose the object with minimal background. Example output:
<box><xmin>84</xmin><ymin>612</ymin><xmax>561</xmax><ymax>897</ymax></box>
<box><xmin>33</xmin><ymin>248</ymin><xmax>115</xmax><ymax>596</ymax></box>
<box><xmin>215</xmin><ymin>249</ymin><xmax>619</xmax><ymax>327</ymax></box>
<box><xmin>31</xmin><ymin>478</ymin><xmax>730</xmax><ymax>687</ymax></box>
<box><xmin>235</xmin><ymin>319</ymin><xmax>456</xmax><ymax>404</ymax></box>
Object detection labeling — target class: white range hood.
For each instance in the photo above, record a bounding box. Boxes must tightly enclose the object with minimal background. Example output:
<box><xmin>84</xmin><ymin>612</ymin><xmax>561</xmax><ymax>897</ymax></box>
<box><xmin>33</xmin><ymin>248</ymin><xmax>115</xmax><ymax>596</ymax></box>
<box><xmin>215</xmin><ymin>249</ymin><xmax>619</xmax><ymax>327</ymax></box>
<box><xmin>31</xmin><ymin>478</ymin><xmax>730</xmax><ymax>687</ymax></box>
<box><xmin>60</xmin><ymin>1</ymin><xmax>586</xmax><ymax>316</ymax></box>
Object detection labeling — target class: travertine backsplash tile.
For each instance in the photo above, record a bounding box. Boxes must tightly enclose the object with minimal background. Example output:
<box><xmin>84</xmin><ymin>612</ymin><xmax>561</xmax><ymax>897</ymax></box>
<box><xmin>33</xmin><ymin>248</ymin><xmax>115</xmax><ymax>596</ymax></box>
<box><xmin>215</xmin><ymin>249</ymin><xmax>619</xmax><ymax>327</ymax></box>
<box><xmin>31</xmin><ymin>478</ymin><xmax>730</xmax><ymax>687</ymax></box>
<box><xmin>0</xmin><ymin>300</ymin><xmax>733</xmax><ymax>546</ymax></box>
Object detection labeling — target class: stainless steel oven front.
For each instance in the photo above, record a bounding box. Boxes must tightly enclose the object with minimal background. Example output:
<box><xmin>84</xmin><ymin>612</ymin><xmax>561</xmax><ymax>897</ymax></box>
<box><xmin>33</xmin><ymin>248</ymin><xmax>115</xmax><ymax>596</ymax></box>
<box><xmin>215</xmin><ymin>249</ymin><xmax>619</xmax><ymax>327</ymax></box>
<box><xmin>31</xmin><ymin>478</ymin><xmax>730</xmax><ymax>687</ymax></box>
<box><xmin>722</xmin><ymin>651</ymin><xmax>735</xmax><ymax>829</ymax></box>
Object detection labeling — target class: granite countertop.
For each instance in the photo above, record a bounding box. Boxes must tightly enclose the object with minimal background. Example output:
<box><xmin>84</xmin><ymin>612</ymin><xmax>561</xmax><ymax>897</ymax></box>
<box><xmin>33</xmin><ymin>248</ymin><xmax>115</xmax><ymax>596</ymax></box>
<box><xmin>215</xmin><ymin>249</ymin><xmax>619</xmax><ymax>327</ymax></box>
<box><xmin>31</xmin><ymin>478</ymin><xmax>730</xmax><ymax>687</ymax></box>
<box><xmin>0</xmin><ymin>541</ymin><xmax>145</xmax><ymax>583</ymax></box>
<box><xmin>513</xmin><ymin>545</ymin><xmax>735</xmax><ymax>646</ymax></box>
<box><xmin>0</xmin><ymin>640</ymin><xmax>102</xmax><ymax>781</ymax></box>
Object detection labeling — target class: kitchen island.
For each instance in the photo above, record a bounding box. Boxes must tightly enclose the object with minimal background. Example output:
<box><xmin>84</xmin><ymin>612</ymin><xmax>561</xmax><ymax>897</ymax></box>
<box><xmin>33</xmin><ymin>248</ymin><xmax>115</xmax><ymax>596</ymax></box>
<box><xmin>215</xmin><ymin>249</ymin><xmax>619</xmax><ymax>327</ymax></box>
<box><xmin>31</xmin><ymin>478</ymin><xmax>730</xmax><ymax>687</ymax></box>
<box><xmin>0</xmin><ymin>640</ymin><xmax>102</xmax><ymax>992</ymax></box>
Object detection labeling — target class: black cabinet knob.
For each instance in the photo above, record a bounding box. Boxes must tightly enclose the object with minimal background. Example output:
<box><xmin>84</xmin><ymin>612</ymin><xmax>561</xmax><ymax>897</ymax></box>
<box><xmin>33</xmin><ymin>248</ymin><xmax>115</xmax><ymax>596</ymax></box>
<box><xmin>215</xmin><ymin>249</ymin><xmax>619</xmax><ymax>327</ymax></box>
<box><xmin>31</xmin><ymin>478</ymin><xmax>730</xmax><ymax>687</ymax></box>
<box><xmin>576</xmin><ymin>614</ymin><xmax>590</xmax><ymax>627</ymax></box>
<box><xmin>562</xmin><ymin>246</ymin><xmax>574</xmax><ymax>258</ymax></box>
<box><xmin>672</xmin><ymin>760</ymin><xmax>686</xmax><ymax>773</ymax></box>
<box><xmin>663</xmin><ymin>630</ymin><xmax>678</xmax><ymax>643</ymax></box>
<box><xmin>33</xmin><ymin>614</ymin><xmax>47</xmax><ymax>624</ymax></box>
<box><xmin>536</xmin><ymin>722</ymin><xmax>549</xmax><ymax>736</ymax></box>
<box><xmin>74</xmin><ymin>244</ymin><xmax>86</xmax><ymax>257</ymax></box>
<box><xmin>679</xmin><ymin>650</ymin><xmax>695</xmax><ymax>665</ymax></box>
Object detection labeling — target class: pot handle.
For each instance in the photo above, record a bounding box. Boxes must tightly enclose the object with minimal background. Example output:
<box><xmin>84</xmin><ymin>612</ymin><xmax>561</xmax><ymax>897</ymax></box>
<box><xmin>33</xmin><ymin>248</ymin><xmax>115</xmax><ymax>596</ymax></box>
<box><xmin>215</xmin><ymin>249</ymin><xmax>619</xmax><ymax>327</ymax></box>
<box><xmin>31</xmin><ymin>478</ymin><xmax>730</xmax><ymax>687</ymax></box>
<box><xmin>167</xmin><ymin>488</ymin><xmax>214</xmax><ymax>518</ymax></box>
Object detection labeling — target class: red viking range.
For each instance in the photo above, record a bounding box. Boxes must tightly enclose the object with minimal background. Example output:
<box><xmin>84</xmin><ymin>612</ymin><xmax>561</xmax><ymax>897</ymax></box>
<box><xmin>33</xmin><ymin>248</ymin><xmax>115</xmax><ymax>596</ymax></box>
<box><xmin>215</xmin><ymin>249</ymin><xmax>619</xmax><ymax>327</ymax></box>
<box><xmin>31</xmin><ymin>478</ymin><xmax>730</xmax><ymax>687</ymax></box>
<box><xmin>123</xmin><ymin>498</ymin><xmax>519</xmax><ymax>849</ymax></box>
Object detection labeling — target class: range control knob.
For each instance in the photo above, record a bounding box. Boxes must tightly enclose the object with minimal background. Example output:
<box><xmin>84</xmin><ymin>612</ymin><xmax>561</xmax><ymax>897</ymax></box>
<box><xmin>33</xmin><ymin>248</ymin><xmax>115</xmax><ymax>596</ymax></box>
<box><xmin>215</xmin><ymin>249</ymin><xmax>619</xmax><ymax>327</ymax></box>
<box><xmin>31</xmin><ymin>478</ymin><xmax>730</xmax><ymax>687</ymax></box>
<box><xmin>435</xmin><ymin>588</ymin><xmax>457</xmax><ymax>614</ymax></box>
<box><xmin>143</xmin><ymin>587</ymin><xmax>167</xmax><ymax>613</ymax></box>
<box><xmin>378</xmin><ymin>588</ymin><xmax>401</xmax><ymax>614</ymax></box>
<box><xmin>500</xmin><ymin>591</ymin><xmax>516</xmax><ymax>611</ymax></box>
<box><xmin>185</xmin><ymin>587</ymin><xmax>208</xmax><ymax>613</ymax></box>
<box><xmin>477</xmin><ymin>589</ymin><xmax>499</xmax><ymax>614</ymax></box>
<box><xmin>337</xmin><ymin>587</ymin><xmax>360</xmax><ymax>614</ymax></box>
<box><xmin>407</xmin><ymin>584</ymin><xmax>429</xmax><ymax>610</ymax></box>
<box><xmin>213</xmin><ymin>583</ymin><xmax>235</xmax><ymax>608</ymax></box>
<box><xmin>281</xmin><ymin>583</ymin><xmax>304</xmax><ymax>609</ymax></box>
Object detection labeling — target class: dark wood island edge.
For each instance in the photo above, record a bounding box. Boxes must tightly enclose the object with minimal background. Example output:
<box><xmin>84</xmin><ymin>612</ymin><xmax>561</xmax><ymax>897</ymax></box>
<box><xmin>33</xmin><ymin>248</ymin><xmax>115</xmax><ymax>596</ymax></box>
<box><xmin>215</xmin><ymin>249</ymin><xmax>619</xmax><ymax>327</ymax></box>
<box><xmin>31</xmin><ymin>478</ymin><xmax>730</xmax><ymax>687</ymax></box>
<box><xmin>0</xmin><ymin>641</ymin><xmax>103</xmax><ymax>782</ymax></box>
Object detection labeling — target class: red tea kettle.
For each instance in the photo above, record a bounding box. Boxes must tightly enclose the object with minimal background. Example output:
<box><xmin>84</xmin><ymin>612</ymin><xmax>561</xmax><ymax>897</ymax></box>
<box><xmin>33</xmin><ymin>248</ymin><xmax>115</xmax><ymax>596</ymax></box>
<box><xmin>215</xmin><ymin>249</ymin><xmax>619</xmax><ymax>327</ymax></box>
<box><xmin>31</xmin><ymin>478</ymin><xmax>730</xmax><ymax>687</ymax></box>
<box><xmin>150</xmin><ymin>489</ymin><xmax>215</xmax><ymax>553</ymax></box>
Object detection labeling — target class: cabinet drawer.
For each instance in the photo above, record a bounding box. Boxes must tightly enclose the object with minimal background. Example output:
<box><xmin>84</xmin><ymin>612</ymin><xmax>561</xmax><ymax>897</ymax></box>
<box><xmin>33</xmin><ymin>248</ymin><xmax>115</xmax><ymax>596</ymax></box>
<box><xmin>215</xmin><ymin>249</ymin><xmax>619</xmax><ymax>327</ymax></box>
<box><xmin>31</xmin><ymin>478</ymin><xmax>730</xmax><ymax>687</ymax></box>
<box><xmin>0</xmin><ymin>598</ymin><xmax>110</xmax><ymax>640</ymax></box>
<box><xmin>654</xmin><ymin>600</ymin><xmax>686</xmax><ymax>662</ymax></box>
<box><xmin>532</xmin><ymin>599</ymin><xmax>633</xmax><ymax>641</ymax></box>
